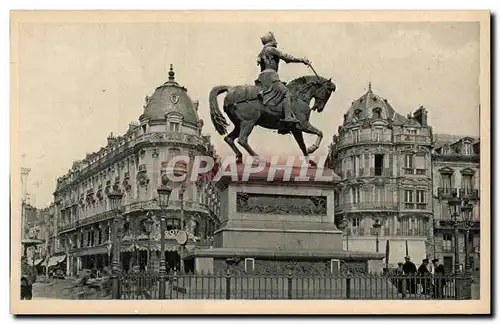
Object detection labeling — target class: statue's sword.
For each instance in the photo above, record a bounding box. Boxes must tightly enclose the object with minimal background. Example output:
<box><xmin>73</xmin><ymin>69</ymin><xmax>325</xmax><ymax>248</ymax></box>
<box><xmin>307</xmin><ymin>63</ymin><xmax>329</xmax><ymax>90</ymax></box>
<box><xmin>307</xmin><ymin>63</ymin><xmax>321</xmax><ymax>81</ymax></box>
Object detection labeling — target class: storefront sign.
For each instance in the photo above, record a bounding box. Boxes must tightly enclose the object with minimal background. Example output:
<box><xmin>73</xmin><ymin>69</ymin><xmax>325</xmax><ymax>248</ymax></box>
<box><xmin>164</xmin><ymin>229</ymin><xmax>199</xmax><ymax>242</ymax></box>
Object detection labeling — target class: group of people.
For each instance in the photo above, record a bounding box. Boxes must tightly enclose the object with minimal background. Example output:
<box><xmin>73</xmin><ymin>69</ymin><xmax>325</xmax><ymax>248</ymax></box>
<box><xmin>394</xmin><ymin>256</ymin><xmax>447</xmax><ymax>299</ymax></box>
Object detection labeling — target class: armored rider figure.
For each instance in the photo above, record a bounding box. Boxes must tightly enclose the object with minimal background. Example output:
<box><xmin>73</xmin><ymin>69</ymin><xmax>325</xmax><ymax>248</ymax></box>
<box><xmin>257</xmin><ymin>31</ymin><xmax>311</xmax><ymax>127</ymax></box>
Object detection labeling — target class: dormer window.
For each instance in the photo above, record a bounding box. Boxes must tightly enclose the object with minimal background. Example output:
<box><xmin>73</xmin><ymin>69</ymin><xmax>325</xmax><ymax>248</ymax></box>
<box><xmin>406</xmin><ymin>128</ymin><xmax>417</xmax><ymax>135</ymax></box>
<box><xmin>354</xmin><ymin>108</ymin><xmax>362</xmax><ymax>118</ymax></box>
<box><xmin>169</xmin><ymin>122</ymin><xmax>180</xmax><ymax>132</ymax></box>
<box><xmin>463</xmin><ymin>141</ymin><xmax>473</xmax><ymax>155</ymax></box>
<box><xmin>372</xmin><ymin>108</ymin><xmax>382</xmax><ymax>119</ymax></box>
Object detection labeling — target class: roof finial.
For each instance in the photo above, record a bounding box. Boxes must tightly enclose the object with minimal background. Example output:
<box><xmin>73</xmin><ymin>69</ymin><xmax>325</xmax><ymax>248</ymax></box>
<box><xmin>168</xmin><ymin>64</ymin><xmax>175</xmax><ymax>82</ymax></box>
<box><xmin>368</xmin><ymin>81</ymin><xmax>372</xmax><ymax>92</ymax></box>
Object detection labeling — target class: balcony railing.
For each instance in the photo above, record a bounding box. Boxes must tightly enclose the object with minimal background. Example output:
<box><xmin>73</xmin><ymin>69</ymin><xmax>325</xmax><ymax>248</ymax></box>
<box><xmin>337</xmin><ymin>134</ymin><xmax>392</xmax><ymax>148</ymax></box>
<box><xmin>437</xmin><ymin>187</ymin><xmax>458</xmax><ymax>200</ymax></box>
<box><xmin>403</xmin><ymin>168</ymin><xmax>426</xmax><ymax>176</ymax></box>
<box><xmin>338</xmin><ymin>202</ymin><xmax>398</xmax><ymax>212</ymax></box>
<box><xmin>403</xmin><ymin>203</ymin><xmax>428</xmax><ymax>210</ymax></box>
<box><xmin>393</xmin><ymin>134</ymin><xmax>431</xmax><ymax>145</ymax></box>
<box><xmin>459</xmin><ymin>188</ymin><xmax>479</xmax><ymax>200</ymax></box>
<box><xmin>58</xmin><ymin>222</ymin><xmax>77</xmax><ymax>233</ymax></box>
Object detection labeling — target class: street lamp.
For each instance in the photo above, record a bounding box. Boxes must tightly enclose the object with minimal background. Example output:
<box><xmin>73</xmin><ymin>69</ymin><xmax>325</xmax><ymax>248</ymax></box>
<box><xmin>107</xmin><ymin>187</ymin><xmax>123</xmax><ymax>300</ymax></box>
<box><xmin>447</xmin><ymin>191</ymin><xmax>462</xmax><ymax>275</ymax></box>
<box><xmin>461</xmin><ymin>201</ymin><xmax>474</xmax><ymax>278</ymax></box>
<box><xmin>372</xmin><ymin>219</ymin><xmax>382</xmax><ymax>253</ymax></box>
<box><xmin>143</xmin><ymin>215</ymin><xmax>154</xmax><ymax>271</ymax></box>
<box><xmin>157</xmin><ymin>175</ymin><xmax>173</xmax><ymax>300</ymax></box>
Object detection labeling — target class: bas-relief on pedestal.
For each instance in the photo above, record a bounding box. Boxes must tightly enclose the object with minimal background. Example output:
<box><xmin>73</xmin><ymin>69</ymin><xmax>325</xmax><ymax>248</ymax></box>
<box><xmin>184</xmin><ymin>161</ymin><xmax>385</xmax><ymax>274</ymax></box>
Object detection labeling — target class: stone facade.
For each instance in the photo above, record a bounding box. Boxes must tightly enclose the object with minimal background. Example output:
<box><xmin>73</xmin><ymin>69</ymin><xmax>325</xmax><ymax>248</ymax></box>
<box><xmin>327</xmin><ymin>84</ymin><xmax>433</xmax><ymax>265</ymax></box>
<box><xmin>53</xmin><ymin>67</ymin><xmax>219</xmax><ymax>276</ymax></box>
<box><xmin>432</xmin><ymin>135</ymin><xmax>480</xmax><ymax>275</ymax></box>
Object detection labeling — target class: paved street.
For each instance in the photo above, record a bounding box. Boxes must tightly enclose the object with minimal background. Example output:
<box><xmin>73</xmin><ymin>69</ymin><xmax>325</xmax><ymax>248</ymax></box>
<box><xmin>32</xmin><ymin>279</ymin><xmax>76</xmax><ymax>300</ymax></box>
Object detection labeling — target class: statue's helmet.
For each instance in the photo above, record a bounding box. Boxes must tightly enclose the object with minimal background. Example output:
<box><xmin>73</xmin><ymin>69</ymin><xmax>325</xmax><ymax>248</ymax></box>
<box><xmin>260</xmin><ymin>31</ymin><xmax>277</xmax><ymax>45</ymax></box>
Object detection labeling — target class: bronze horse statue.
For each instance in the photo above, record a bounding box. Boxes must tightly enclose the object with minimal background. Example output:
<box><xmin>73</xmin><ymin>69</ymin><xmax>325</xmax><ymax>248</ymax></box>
<box><xmin>209</xmin><ymin>75</ymin><xmax>336</xmax><ymax>164</ymax></box>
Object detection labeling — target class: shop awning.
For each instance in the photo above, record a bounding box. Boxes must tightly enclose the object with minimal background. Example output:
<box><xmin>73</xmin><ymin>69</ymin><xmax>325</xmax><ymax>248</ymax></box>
<box><xmin>46</xmin><ymin>255</ymin><xmax>66</xmax><ymax>267</ymax></box>
<box><xmin>27</xmin><ymin>258</ymin><xmax>44</xmax><ymax>266</ymax></box>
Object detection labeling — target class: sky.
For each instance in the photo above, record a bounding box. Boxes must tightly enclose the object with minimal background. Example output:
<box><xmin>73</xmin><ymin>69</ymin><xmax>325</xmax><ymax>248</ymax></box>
<box><xmin>13</xmin><ymin>20</ymin><xmax>481</xmax><ymax>207</ymax></box>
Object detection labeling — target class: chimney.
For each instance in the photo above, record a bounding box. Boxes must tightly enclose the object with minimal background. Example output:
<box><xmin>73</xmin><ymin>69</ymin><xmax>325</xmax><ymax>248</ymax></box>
<box><xmin>413</xmin><ymin>106</ymin><xmax>428</xmax><ymax>126</ymax></box>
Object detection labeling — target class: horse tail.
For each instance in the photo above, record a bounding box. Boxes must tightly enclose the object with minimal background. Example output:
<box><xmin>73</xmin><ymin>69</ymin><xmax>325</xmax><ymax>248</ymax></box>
<box><xmin>209</xmin><ymin>86</ymin><xmax>231</xmax><ymax>135</ymax></box>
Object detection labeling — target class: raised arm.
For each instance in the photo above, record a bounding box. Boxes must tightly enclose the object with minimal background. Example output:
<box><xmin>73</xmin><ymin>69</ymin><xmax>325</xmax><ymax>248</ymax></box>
<box><xmin>268</xmin><ymin>47</ymin><xmax>310</xmax><ymax>65</ymax></box>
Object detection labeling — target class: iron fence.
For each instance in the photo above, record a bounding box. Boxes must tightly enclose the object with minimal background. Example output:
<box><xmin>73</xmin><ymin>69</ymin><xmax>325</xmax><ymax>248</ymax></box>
<box><xmin>116</xmin><ymin>272</ymin><xmax>472</xmax><ymax>300</ymax></box>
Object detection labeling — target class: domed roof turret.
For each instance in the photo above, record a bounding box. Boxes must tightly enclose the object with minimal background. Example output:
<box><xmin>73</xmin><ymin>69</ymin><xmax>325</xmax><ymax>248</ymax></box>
<box><xmin>140</xmin><ymin>64</ymin><xmax>198</xmax><ymax>126</ymax></box>
<box><xmin>344</xmin><ymin>83</ymin><xmax>399</xmax><ymax>124</ymax></box>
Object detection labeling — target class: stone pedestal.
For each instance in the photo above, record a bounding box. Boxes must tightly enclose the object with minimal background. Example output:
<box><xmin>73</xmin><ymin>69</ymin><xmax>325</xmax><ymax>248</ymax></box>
<box><xmin>185</xmin><ymin>161</ymin><xmax>384</xmax><ymax>274</ymax></box>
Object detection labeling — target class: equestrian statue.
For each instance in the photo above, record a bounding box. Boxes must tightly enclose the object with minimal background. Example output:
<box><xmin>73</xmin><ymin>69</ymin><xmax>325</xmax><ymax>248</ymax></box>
<box><xmin>209</xmin><ymin>31</ymin><xmax>336</xmax><ymax>164</ymax></box>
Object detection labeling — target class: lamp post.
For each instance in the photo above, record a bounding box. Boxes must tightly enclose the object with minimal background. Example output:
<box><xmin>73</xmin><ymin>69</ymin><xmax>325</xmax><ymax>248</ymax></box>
<box><xmin>143</xmin><ymin>215</ymin><xmax>154</xmax><ymax>271</ymax></box>
<box><xmin>107</xmin><ymin>187</ymin><xmax>123</xmax><ymax>300</ymax></box>
<box><xmin>157</xmin><ymin>176</ymin><xmax>173</xmax><ymax>300</ymax></box>
<box><xmin>372</xmin><ymin>219</ymin><xmax>382</xmax><ymax>253</ymax></box>
<box><xmin>447</xmin><ymin>192</ymin><xmax>462</xmax><ymax>275</ymax></box>
<box><xmin>179</xmin><ymin>183</ymin><xmax>187</xmax><ymax>273</ymax></box>
<box><xmin>461</xmin><ymin>201</ymin><xmax>474</xmax><ymax>282</ymax></box>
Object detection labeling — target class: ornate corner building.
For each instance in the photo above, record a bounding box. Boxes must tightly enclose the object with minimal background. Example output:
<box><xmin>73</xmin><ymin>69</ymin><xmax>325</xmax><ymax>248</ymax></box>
<box><xmin>432</xmin><ymin>135</ymin><xmax>480</xmax><ymax>275</ymax></box>
<box><xmin>53</xmin><ymin>66</ymin><xmax>220</xmax><ymax>276</ymax></box>
<box><xmin>327</xmin><ymin>84</ymin><xmax>433</xmax><ymax>264</ymax></box>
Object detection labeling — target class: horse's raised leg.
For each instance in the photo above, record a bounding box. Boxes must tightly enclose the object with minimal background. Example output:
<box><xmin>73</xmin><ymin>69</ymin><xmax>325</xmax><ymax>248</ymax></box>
<box><xmin>291</xmin><ymin>130</ymin><xmax>317</xmax><ymax>167</ymax></box>
<box><xmin>237</xmin><ymin>120</ymin><xmax>259</xmax><ymax>157</ymax></box>
<box><xmin>224</xmin><ymin>127</ymin><xmax>243</xmax><ymax>163</ymax></box>
<box><xmin>301</xmin><ymin>122</ymin><xmax>323</xmax><ymax>154</ymax></box>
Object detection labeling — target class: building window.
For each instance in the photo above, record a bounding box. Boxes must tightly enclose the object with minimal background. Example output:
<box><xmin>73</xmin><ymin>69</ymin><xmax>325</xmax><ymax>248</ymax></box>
<box><xmin>404</xmin><ymin>190</ymin><xmax>414</xmax><ymax>209</ymax></box>
<box><xmin>352</xmin><ymin>187</ymin><xmax>361</xmax><ymax>204</ymax></box>
<box><xmin>416</xmin><ymin>190</ymin><xmax>426</xmax><ymax>209</ymax></box>
<box><xmin>372</xmin><ymin>109</ymin><xmax>382</xmax><ymax>119</ymax></box>
<box><xmin>244</xmin><ymin>258</ymin><xmax>255</xmax><ymax>273</ymax></box>
<box><xmin>170</xmin><ymin>122</ymin><xmax>180</xmax><ymax>132</ymax></box>
<box><xmin>352</xmin><ymin>129</ymin><xmax>360</xmax><ymax>143</ymax></box>
<box><xmin>443</xmin><ymin>234</ymin><xmax>452</xmax><ymax>251</ymax></box>
<box><xmin>375</xmin><ymin>186</ymin><xmax>385</xmax><ymax>203</ymax></box>
<box><xmin>166</xmin><ymin>218</ymin><xmax>184</xmax><ymax>231</ymax></box>
<box><xmin>406</xmin><ymin>128</ymin><xmax>417</xmax><ymax>135</ymax></box>
<box><xmin>404</xmin><ymin>154</ymin><xmax>413</xmax><ymax>170</ymax></box>
<box><xmin>330</xmin><ymin>259</ymin><xmax>340</xmax><ymax>274</ymax></box>
<box><xmin>414</xmin><ymin>154</ymin><xmax>426</xmax><ymax>175</ymax></box>
<box><xmin>351</xmin><ymin>217</ymin><xmax>361</xmax><ymax>235</ymax></box>
<box><xmin>374</xmin><ymin>154</ymin><xmax>384</xmax><ymax>176</ymax></box>
<box><xmin>473</xmin><ymin>235</ymin><xmax>480</xmax><ymax>252</ymax></box>
<box><xmin>352</xmin><ymin>155</ymin><xmax>360</xmax><ymax>177</ymax></box>
<box><xmin>442</xmin><ymin>174</ymin><xmax>452</xmax><ymax>189</ymax></box>
<box><xmin>463</xmin><ymin>142</ymin><xmax>473</xmax><ymax>155</ymax></box>
<box><xmin>373</xmin><ymin>127</ymin><xmax>383</xmax><ymax>141</ymax></box>
<box><xmin>462</xmin><ymin>174</ymin><xmax>473</xmax><ymax>190</ymax></box>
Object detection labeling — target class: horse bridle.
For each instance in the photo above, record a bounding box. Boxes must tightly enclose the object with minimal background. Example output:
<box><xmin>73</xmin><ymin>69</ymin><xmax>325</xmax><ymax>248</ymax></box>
<box><xmin>307</xmin><ymin>63</ymin><xmax>332</xmax><ymax>92</ymax></box>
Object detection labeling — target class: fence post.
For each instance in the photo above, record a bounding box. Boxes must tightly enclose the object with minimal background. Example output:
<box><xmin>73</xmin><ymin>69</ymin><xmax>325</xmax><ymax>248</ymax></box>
<box><xmin>287</xmin><ymin>271</ymin><xmax>292</xmax><ymax>300</ymax></box>
<box><xmin>225</xmin><ymin>270</ymin><xmax>231</xmax><ymax>300</ymax></box>
<box><xmin>345</xmin><ymin>275</ymin><xmax>351</xmax><ymax>299</ymax></box>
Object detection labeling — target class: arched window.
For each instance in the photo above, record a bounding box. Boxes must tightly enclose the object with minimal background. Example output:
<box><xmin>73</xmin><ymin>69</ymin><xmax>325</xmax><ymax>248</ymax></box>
<box><xmin>372</xmin><ymin>108</ymin><xmax>382</xmax><ymax>119</ymax></box>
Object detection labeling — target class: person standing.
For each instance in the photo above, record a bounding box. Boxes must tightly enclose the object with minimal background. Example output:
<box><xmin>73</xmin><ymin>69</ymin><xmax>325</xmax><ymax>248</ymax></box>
<box><xmin>418</xmin><ymin>258</ymin><xmax>432</xmax><ymax>296</ymax></box>
<box><xmin>395</xmin><ymin>262</ymin><xmax>405</xmax><ymax>293</ymax></box>
<box><xmin>403</xmin><ymin>256</ymin><xmax>417</xmax><ymax>294</ymax></box>
<box><xmin>432</xmin><ymin>258</ymin><xmax>446</xmax><ymax>299</ymax></box>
